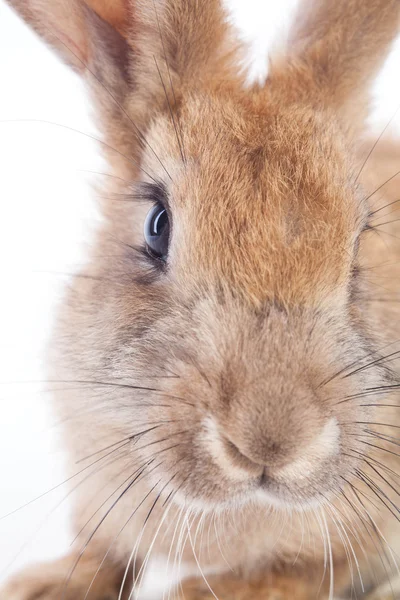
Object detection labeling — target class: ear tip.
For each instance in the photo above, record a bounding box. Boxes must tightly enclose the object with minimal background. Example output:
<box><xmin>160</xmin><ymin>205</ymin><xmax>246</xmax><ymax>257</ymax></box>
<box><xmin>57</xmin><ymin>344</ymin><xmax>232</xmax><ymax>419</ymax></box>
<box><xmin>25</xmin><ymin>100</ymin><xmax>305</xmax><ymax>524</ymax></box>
<box><xmin>5</xmin><ymin>0</ymin><xmax>89</xmax><ymax>72</ymax></box>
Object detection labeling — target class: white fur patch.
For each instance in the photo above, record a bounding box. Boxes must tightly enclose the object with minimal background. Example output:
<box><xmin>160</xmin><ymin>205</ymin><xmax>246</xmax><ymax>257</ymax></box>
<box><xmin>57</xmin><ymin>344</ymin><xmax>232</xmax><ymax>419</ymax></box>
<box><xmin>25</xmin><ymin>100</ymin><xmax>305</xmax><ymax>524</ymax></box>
<box><xmin>276</xmin><ymin>417</ymin><xmax>340</xmax><ymax>482</ymax></box>
<box><xmin>135</xmin><ymin>557</ymin><xmax>196</xmax><ymax>600</ymax></box>
<box><xmin>202</xmin><ymin>417</ymin><xmax>259</xmax><ymax>482</ymax></box>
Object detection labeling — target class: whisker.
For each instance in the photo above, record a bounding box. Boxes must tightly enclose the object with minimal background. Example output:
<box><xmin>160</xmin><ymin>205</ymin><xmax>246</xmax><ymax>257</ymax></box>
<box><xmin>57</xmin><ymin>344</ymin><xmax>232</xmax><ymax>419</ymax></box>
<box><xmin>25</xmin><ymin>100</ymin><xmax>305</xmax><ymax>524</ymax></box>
<box><xmin>369</xmin><ymin>197</ymin><xmax>400</xmax><ymax>217</ymax></box>
<box><xmin>186</xmin><ymin>510</ymin><xmax>219</xmax><ymax>600</ymax></box>
<box><xmin>0</xmin><ymin>378</ymin><xmax>192</xmax><ymax>405</ymax></box>
<box><xmin>345</xmin><ymin>448</ymin><xmax>400</xmax><ymax>481</ymax></box>
<box><xmin>360</xmin><ymin>259</ymin><xmax>400</xmax><ymax>272</ymax></box>
<box><xmin>350</xmin><ymin>421</ymin><xmax>400</xmax><ymax>429</ymax></box>
<box><xmin>371</xmin><ymin>216</ymin><xmax>400</xmax><ymax>228</ymax></box>
<box><xmin>343</xmin><ymin>349</ymin><xmax>400</xmax><ymax>379</ymax></box>
<box><xmin>82</xmin><ymin>468</ymin><xmax>167</xmax><ymax>600</ymax></box>
<box><xmin>318</xmin><ymin>338</ymin><xmax>400</xmax><ymax>388</ymax></box>
<box><xmin>43</xmin><ymin>26</ymin><xmax>173</xmax><ymax>182</ymax></box>
<box><xmin>70</xmin><ymin>457</ymin><xmax>146</xmax><ymax>545</ymax></box>
<box><xmin>62</xmin><ymin>459</ymin><xmax>160</xmax><ymax>599</ymax></box>
<box><xmin>364</xmin><ymin>459</ymin><xmax>400</xmax><ymax>500</ymax></box>
<box><xmin>355</xmin><ymin>439</ymin><xmax>400</xmax><ymax>459</ymax></box>
<box><xmin>76</xmin><ymin>425</ymin><xmax>163</xmax><ymax>464</ymax></box>
<box><xmin>356</xmin><ymin>101</ymin><xmax>400</xmax><ymax>183</ymax></box>
<box><xmin>164</xmin><ymin>502</ymin><xmax>186</xmax><ymax>600</ymax></box>
<box><xmin>364</xmin><ymin>227</ymin><xmax>400</xmax><ymax>241</ymax></box>
<box><xmin>364</xmin><ymin>169</ymin><xmax>400</xmax><ymax>203</ymax></box>
<box><xmin>153</xmin><ymin>0</ymin><xmax>187</xmax><ymax>165</ymax></box>
<box><xmin>126</xmin><ymin>471</ymin><xmax>183</xmax><ymax>600</ymax></box>
<box><xmin>355</xmin><ymin>469</ymin><xmax>400</xmax><ymax>522</ymax></box>
<box><xmin>328</xmin><ymin>495</ymin><xmax>374</xmax><ymax>593</ymax></box>
<box><xmin>0</xmin><ymin>441</ymin><xmax>133</xmax><ymax>521</ymax></box>
<box><xmin>1</xmin><ymin>446</ymin><xmax>129</xmax><ymax>578</ymax></box>
<box><xmin>118</xmin><ymin>481</ymin><xmax>163</xmax><ymax>600</ymax></box>
<box><xmin>362</xmin><ymin>429</ymin><xmax>400</xmax><ymax>448</ymax></box>
<box><xmin>153</xmin><ymin>56</ymin><xmax>186</xmax><ymax>166</ymax></box>
<box><xmin>136</xmin><ymin>440</ymin><xmax>186</xmax><ymax>459</ymax></box>
<box><xmin>340</xmin><ymin>482</ymin><xmax>398</xmax><ymax>584</ymax></box>
<box><xmin>360</xmin><ymin>403</ymin><xmax>400</xmax><ymax>408</ymax></box>
<box><xmin>351</xmin><ymin>494</ymin><xmax>400</xmax><ymax>578</ymax></box>
<box><xmin>0</xmin><ymin>119</ymin><xmax>158</xmax><ymax>183</ymax></box>
<box><xmin>77</xmin><ymin>168</ymin><xmax>129</xmax><ymax>183</ymax></box>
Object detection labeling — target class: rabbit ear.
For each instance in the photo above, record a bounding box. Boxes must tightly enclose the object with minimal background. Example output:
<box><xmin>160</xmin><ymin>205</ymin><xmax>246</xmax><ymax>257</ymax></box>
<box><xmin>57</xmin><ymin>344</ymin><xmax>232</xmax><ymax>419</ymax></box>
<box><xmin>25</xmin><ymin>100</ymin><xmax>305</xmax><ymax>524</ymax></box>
<box><xmin>6</xmin><ymin>0</ymin><xmax>236</xmax><ymax>171</ymax></box>
<box><xmin>272</xmin><ymin>0</ymin><xmax>400</xmax><ymax>132</ymax></box>
<box><xmin>7</xmin><ymin>0</ymin><xmax>236</xmax><ymax>112</ymax></box>
<box><xmin>128</xmin><ymin>0</ymin><xmax>236</xmax><ymax>105</ymax></box>
<box><xmin>5</xmin><ymin>0</ymin><xmax>129</xmax><ymax>73</ymax></box>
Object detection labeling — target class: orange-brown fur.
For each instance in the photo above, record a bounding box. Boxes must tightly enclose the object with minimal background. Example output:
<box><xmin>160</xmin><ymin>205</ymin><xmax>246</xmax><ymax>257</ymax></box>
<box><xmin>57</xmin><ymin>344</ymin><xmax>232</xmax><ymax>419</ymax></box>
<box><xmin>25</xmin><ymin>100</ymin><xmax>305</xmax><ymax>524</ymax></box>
<box><xmin>2</xmin><ymin>0</ymin><xmax>400</xmax><ymax>599</ymax></box>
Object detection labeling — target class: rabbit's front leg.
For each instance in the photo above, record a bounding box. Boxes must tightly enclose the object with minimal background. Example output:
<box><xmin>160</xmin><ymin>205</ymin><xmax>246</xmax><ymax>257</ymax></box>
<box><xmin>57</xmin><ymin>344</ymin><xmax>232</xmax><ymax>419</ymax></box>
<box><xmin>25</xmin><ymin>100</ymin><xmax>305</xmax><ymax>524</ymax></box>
<box><xmin>179</xmin><ymin>573</ymin><xmax>400</xmax><ymax>600</ymax></box>
<box><xmin>366</xmin><ymin>575</ymin><xmax>400</xmax><ymax>600</ymax></box>
<box><xmin>0</xmin><ymin>548</ymin><xmax>127</xmax><ymax>600</ymax></box>
<box><xmin>177</xmin><ymin>572</ymin><xmax>329</xmax><ymax>600</ymax></box>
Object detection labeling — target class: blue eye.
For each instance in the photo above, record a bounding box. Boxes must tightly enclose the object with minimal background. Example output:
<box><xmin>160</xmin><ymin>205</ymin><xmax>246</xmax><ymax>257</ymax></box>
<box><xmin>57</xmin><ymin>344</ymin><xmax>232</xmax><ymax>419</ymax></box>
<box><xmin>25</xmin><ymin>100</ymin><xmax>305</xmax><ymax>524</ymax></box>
<box><xmin>144</xmin><ymin>203</ymin><xmax>170</xmax><ymax>260</ymax></box>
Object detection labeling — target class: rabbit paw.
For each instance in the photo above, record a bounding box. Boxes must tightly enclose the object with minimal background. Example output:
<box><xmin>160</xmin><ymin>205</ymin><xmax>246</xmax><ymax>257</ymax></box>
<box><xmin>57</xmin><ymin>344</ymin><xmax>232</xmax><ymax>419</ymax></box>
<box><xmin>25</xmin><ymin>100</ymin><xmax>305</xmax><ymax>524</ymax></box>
<box><xmin>365</xmin><ymin>575</ymin><xmax>400</xmax><ymax>600</ymax></box>
<box><xmin>177</xmin><ymin>575</ymin><xmax>321</xmax><ymax>600</ymax></box>
<box><xmin>0</xmin><ymin>554</ymin><xmax>124</xmax><ymax>600</ymax></box>
<box><xmin>0</xmin><ymin>576</ymin><xmax>118</xmax><ymax>600</ymax></box>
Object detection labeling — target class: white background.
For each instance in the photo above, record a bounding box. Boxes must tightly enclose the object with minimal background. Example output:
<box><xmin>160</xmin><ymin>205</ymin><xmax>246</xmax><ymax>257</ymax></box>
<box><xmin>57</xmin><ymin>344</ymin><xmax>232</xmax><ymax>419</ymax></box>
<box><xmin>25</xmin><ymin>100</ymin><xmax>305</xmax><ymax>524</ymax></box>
<box><xmin>0</xmin><ymin>0</ymin><xmax>400</xmax><ymax>588</ymax></box>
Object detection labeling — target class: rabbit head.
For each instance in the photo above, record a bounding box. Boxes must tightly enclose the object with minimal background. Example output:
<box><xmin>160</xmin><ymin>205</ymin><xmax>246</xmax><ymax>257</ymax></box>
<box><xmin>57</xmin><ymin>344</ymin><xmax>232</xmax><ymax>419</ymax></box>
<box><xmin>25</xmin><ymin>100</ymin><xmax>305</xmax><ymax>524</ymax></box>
<box><xmin>7</xmin><ymin>0</ymin><xmax>400</xmax><ymax>514</ymax></box>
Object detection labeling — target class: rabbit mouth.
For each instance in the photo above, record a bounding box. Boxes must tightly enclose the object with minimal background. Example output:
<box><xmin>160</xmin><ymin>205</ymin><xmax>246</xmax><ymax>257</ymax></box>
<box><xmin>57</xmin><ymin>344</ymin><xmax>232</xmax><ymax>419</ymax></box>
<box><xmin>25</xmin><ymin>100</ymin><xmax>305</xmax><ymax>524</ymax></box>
<box><xmin>196</xmin><ymin>414</ymin><xmax>344</xmax><ymax>510</ymax></box>
<box><xmin>254</xmin><ymin>468</ymin><xmax>340</xmax><ymax>509</ymax></box>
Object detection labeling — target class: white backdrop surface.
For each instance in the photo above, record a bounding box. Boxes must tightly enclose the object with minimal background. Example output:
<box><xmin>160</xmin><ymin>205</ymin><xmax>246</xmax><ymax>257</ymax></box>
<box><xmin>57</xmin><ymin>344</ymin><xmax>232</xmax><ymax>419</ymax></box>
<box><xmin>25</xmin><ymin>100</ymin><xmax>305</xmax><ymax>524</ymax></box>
<box><xmin>0</xmin><ymin>0</ymin><xmax>399</xmax><ymax>589</ymax></box>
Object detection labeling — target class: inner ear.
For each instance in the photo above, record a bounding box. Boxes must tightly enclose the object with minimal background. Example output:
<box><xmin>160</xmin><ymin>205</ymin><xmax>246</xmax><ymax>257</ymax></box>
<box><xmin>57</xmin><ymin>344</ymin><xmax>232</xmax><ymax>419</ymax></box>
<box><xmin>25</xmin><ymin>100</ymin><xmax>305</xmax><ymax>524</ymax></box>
<box><xmin>85</xmin><ymin>0</ymin><xmax>128</xmax><ymax>36</ymax></box>
<box><xmin>83</xmin><ymin>4</ymin><xmax>132</xmax><ymax>83</ymax></box>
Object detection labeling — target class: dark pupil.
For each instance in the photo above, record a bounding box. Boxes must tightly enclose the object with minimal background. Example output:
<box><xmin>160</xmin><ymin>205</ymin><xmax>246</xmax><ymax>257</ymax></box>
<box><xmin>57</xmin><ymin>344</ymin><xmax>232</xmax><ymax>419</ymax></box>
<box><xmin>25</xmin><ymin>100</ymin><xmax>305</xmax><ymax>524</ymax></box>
<box><xmin>150</xmin><ymin>207</ymin><xmax>167</xmax><ymax>237</ymax></box>
<box><xmin>145</xmin><ymin>204</ymin><xmax>170</xmax><ymax>259</ymax></box>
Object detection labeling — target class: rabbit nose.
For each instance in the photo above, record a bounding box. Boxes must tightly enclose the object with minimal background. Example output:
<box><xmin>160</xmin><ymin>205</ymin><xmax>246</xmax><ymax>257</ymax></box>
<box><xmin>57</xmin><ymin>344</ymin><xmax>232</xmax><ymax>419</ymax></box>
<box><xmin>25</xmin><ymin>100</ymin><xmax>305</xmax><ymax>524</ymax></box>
<box><xmin>219</xmin><ymin>417</ymin><xmax>340</xmax><ymax>482</ymax></box>
<box><xmin>223</xmin><ymin>437</ymin><xmax>265</xmax><ymax>473</ymax></box>
<box><xmin>225</xmin><ymin>439</ymin><xmax>273</xmax><ymax>485</ymax></box>
<box><xmin>223</xmin><ymin>434</ymin><xmax>288</xmax><ymax>473</ymax></box>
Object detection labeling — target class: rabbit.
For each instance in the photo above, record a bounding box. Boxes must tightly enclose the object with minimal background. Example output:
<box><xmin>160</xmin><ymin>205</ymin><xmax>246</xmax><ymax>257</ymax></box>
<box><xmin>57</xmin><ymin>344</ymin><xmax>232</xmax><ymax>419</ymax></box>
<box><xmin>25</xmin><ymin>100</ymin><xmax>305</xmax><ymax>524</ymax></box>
<box><xmin>2</xmin><ymin>0</ymin><xmax>400</xmax><ymax>598</ymax></box>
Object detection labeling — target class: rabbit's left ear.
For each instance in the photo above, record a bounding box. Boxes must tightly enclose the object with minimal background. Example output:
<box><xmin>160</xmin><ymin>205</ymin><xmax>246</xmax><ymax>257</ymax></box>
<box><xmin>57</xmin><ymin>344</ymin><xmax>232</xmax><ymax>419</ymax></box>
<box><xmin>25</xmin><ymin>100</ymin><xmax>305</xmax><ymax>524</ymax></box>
<box><xmin>271</xmin><ymin>0</ymin><xmax>400</xmax><ymax>133</ymax></box>
<box><xmin>7</xmin><ymin>0</ymin><xmax>236</xmax><ymax>113</ymax></box>
<box><xmin>5</xmin><ymin>0</ymin><xmax>130</xmax><ymax>74</ymax></box>
<box><xmin>6</xmin><ymin>0</ymin><xmax>237</xmax><ymax>165</ymax></box>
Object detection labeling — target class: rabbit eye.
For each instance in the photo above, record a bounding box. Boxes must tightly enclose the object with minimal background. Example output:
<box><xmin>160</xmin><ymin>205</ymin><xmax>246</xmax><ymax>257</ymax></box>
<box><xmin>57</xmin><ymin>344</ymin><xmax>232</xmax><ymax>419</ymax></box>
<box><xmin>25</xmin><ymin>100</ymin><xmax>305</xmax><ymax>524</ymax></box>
<box><xmin>144</xmin><ymin>203</ymin><xmax>170</xmax><ymax>260</ymax></box>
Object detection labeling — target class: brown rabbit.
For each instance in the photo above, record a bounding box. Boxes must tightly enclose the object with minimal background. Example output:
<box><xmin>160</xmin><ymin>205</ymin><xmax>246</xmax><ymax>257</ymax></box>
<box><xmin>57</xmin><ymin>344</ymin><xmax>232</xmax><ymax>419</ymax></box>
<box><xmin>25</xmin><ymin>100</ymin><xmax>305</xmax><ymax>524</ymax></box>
<box><xmin>2</xmin><ymin>0</ymin><xmax>400</xmax><ymax>598</ymax></box>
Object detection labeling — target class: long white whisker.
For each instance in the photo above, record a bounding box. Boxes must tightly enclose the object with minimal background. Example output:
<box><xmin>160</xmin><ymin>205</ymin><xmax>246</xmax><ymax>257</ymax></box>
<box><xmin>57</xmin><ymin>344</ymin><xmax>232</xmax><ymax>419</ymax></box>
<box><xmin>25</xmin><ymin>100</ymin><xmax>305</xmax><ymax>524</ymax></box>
<box><xmin>186</xmin><ymin>510</ymin><xmax>219</xmax><ymax>600</ymax></box>
<box><xmin>321</xmin><ymin>508</ymin><xmax>334</xmax><ymax>600</ymax></box>
<box><xmin>214</xmin><ymin>511</ymin><xmax>233</xmax><ymax>572</ymax></box>
<box><xmin>314</xmin><ymin>507</ymin><xmax>328</xmax><ymax>596</ymax></box>
<box><xmin>128</xmin><ymin>486</ymin><xmax>176</xmax><ymax>600</ymax></box>
<box><xmin>293</xmin><ymin>508</ymin><xmax>306</xmax><ymax>566</ymax></box>
<box><xmin>82</xmin><ymin>463</ymin><xmax>160</xmax><ymax>600</ymax></box>
<box><xmin>326</xmin><ymin>503</ymin><xmax>358</xmax><ymax>594</ymax></box>
<box><xmin>165</xmin><ymin>504</ymin><xmax>185</xmax><ymax>600</ymax></box>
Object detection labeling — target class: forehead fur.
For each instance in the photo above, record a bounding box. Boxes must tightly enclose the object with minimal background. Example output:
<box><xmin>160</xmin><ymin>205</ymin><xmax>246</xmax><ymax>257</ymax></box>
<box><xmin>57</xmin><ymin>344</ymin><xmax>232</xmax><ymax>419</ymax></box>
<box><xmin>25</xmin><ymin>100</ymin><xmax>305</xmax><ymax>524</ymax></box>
<box><xmin>145</xmin><ymin>88</ymin><xmax>363</xmax><ymax>308</ymax></box>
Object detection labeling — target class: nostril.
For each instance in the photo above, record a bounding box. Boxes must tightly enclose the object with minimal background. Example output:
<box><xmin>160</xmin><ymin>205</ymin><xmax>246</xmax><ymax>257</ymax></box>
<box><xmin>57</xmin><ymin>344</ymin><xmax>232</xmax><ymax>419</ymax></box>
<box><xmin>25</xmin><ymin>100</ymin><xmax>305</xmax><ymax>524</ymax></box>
<box><xmin>223</xmin><ymin>436</ymin><xmax>274</xmax><ymax>486</ymax></box>
<box><xmin>222</xmin><ymin>431</ymin><xmax>291</xmax><ymax>472</ymax></box>
<box><xmin>224</xmin><ymin>437</ymin><xmax>245</xmax><ymax>459</ymax></box>
<box><xmin>223</xmin><ymin>437</ymin><xmax>264</xmax><ymax>475</ymax></box>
